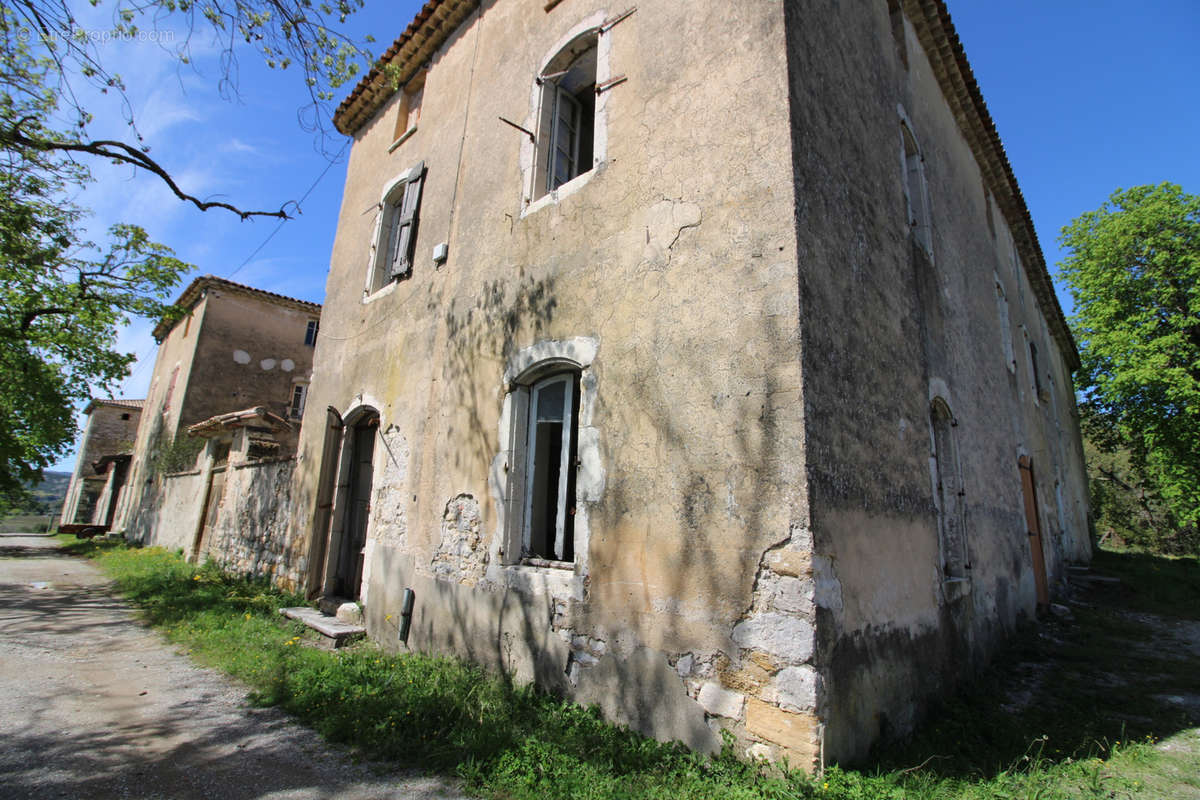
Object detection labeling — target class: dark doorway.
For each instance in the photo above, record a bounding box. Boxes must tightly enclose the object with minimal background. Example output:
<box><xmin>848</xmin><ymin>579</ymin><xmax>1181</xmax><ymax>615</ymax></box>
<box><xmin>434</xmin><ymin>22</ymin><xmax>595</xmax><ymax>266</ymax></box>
<box><xmin>102</xmin><ymin>458</ymin><xmax>130</xmax><ymax>529</ymax></box>
<box><xmin>334</xmin><ymin>417</ymin><xmax>376</xmax><ymax>600</ymax></box>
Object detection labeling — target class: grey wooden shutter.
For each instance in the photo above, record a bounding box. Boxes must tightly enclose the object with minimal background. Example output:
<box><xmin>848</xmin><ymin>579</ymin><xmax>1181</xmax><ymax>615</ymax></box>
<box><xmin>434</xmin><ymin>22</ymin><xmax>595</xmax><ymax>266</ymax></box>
<box><xmin>547</xmin><ymin>88</ymin><xmax>579</xmax><ymax>191</ymax></box>
<box><xmin>390</xmin><ymin>161</ymin><xmax>425</xmax><ymax>278</ymax></box>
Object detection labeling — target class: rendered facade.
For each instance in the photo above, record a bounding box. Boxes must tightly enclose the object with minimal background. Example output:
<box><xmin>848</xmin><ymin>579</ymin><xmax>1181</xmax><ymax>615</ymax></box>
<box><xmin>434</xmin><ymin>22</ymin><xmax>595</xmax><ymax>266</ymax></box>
<box><xmin>285</xmin><ymin>0</ymin><xmax>1089</xmax><ymax>766</ymax></box>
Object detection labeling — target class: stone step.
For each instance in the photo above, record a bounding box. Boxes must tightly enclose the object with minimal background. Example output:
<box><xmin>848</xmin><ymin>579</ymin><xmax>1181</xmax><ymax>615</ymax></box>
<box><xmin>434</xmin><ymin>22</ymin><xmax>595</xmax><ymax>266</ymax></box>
<box><xmin>279</xmin><ymin>606</ymin><xmax>366</xmax><ymax>649</ymax></box>
<box><xmin>1069</xmin><ymin>573</ymin><xmax>1122</xmax><ymax>586</ymax></box>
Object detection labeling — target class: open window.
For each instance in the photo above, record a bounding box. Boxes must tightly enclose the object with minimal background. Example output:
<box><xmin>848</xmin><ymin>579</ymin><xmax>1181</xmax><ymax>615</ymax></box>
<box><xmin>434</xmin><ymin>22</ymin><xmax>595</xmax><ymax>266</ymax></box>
<box><xmin>305</xmin><ymin>319</ymin><xmax>319</xmax><ymax>347</ymax></box>
<box><xmin>289</xmin><ymin>384</ymin><xmax>308</xmax><ymax>420</ymax></box>
<box><xmin>506</xmin><ymin>369</ymin><xmax>581</xmax><ymax>564</ymax></box>
<box><xmin>369</xmin><ymin>162</ymin><xmax>425</xmax><ymax>294</ymax></box>
<box><xmin>522</xmin><ymin>372</ymin><xmax>580</xmax><ymax>562</ymax></box>
<box><xmin>535</xmin><ymin>32</ymin><xmax>597</xmax><ymax>199</ymax></box>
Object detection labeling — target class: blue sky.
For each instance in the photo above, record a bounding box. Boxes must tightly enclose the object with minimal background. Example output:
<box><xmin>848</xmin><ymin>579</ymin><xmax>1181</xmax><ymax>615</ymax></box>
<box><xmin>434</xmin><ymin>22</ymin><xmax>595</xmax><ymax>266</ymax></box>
<box><xmin>49</xmin><ymin>0</ymin><xmax>1200</xmax><ymax>471</ymax></box>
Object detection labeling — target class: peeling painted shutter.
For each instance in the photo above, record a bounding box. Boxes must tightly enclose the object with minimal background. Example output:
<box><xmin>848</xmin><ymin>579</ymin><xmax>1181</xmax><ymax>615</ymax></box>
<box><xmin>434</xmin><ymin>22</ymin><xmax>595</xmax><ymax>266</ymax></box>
<box><xmin>389</xmin><ymin>162</ymin><xmax>425</xmax><ymax>279</ymax></box>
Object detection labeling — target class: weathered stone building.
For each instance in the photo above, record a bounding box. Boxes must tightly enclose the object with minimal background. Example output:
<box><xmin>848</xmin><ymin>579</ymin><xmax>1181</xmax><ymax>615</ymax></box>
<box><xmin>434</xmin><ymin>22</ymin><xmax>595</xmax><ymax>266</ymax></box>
<box><xmin>59</xmin><ymin>398</ymin><xmax>144</xmax><ymax>529</ymax></box>
<box><xmin>114</xmin><ymin>276</ymin><xmax>321</xmax><ymax>556</ymax></box>
<box><xmin>287</xmin><ymin>0</ymin><xmax>1090</xmax><ymax>766</ymax></box>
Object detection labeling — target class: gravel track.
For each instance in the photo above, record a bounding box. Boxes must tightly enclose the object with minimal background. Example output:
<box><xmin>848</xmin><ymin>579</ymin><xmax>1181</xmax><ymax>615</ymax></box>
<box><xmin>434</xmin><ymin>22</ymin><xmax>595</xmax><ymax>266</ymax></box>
<box><xmin>0</xmin><ymin>535</ymin><xmax>467</xmax><ymax>800</ymax></box>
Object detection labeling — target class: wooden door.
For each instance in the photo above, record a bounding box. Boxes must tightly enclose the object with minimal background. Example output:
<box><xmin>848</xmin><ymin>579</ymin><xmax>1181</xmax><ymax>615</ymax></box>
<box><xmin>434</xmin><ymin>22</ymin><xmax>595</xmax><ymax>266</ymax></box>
<box><xmin>337</xmin><ymin>421</ymin><xmax>376</xmax><ymax>599</ymax></box>
<box><xmin>193</xmin><ymin>467</ymin><xmax>226</xmax><ymax>562</ymax></box>
<box><xmin>1018</xmin><ymin>456</ymin><xmax>1050</xmax><ymax>610</ymax></box>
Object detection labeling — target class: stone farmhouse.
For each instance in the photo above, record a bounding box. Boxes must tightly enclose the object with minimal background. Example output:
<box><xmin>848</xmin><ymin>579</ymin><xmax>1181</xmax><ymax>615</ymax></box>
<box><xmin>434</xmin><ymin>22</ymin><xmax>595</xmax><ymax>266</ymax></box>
<box><xmin>282</xmin><ymin>0</ymin><xmax>1092</xmax><ymax>767</ymax></box>
<box><xmin>55</xmin><ymin>0</ymin><xmax>1089</xmax><ymax>771</ymax></box>
<box><xmin>109</xmin><ymin>276</ymin><xmax>321</xmax><ymax>578</ymax></box>
<box><xmin>59</xmin><ymin>398</ymin><xmax>144</xmax><ymax>530</ymax></box>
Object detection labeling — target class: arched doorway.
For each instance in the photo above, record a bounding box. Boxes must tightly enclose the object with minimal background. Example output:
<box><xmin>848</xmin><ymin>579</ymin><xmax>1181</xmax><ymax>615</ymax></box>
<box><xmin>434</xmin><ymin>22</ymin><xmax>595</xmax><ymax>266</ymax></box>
<box><xmin>319</xmin><ymin>408</ymin><xmax>378</xmax><ymax>602</ymax></box>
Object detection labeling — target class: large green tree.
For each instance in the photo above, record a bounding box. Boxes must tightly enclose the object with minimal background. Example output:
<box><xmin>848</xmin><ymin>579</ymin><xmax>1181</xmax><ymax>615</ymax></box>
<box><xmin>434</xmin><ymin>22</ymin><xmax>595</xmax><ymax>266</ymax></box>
<box><xmin>1059</xmin><ymin>183</ymin><xmax>1200</xmax><ymax>534</ymax></box>
<box><xmin>0</xmin><ymin>0</ymin><xmax>375</xmax><ymax>508</ymax></box>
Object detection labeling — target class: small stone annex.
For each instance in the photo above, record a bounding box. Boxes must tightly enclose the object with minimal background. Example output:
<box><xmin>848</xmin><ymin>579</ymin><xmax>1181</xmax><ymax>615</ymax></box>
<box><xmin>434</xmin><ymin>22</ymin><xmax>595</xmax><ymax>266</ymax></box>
<box><xmin>59</xmin><ymin>398</ymin><xmax>144</xmax><ymax>531</ymax></box>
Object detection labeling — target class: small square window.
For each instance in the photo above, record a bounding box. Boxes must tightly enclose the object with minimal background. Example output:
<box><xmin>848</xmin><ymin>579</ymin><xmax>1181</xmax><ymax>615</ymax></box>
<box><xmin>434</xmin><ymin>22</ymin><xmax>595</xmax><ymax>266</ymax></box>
<box><xmin>392</xmin><ymin>71</ymin><xmax>425</xmax><ymax>145</ymax></box>
<box><xmin>305</xmin><ymin>319</ymin><xmax>319</xmax><ymax>346</ymax></box>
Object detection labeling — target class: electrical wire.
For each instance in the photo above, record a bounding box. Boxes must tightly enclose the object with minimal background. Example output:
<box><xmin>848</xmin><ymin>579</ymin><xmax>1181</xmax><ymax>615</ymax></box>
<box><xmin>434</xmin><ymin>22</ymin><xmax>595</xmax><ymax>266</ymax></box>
<box><xmin>118</xmin><ymin>139</ymin><xmax>351</xmax><ymax>395</ymax></box>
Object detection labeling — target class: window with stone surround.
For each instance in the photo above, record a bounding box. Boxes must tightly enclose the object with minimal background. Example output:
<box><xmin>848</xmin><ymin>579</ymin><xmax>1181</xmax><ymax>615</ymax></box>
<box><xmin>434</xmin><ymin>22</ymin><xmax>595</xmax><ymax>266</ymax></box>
<box><xmin>496</xmin><ymin>338</ymin><xmax>600</xmax><ymax>573</ymax></box>
<box><xmin>514</xmin><ymin>371</ymin><xmax>580</xmax><ymax>563</ymax></box>
<box><xmin>900</xmin><ymin>121</ymin><xmax>932</xmax><ymax>255</ymax></box>
<box><xmin>535</xmin><ymin>31</ymin><xmax>597</xmax><ymax>199</ymax></box>
<box><xmin>930</xmin><ymin>397</ymin><xmax>968</xmax><ymax>580</ymax></box>
<box><xmin>368</xmin><ymin>161</ymin><xmax>425</xmax><ymax>294</ymax></box>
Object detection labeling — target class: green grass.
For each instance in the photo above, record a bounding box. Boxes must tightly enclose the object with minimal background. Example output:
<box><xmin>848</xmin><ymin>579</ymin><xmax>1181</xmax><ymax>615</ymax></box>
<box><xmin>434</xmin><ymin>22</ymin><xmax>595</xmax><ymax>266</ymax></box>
<box><xmin>1089</xmin><ymin>547</ymin><xmax>1200</xmax><ymax>619</ymax></box>
<box><xmin>69</xmin><ymin>541</ymin><xmax>1197</xmax><ymax>799</ymax></box>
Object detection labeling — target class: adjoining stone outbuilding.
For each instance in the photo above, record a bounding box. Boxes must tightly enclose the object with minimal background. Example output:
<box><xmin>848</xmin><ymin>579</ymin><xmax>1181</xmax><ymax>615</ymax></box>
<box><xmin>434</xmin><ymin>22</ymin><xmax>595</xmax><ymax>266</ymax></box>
<box><xmin>59</xmin><ymin>398</ymin><xmax>144</xmax><ymax>530</ymax></box>
<box><xmin>113</xmin><ymin>276</ymin><xmax>321</xmax><ymax>561</ymax></box>
<box><xmin>287</xmin><ymin>0</ymin><xmax>1090</xmax><ymax>767</ymax></box>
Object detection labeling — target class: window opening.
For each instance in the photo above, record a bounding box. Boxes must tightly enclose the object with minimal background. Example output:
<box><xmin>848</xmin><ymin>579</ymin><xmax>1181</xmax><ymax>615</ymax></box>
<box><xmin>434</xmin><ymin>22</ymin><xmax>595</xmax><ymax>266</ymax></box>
<box><xmin>887</xmin><ymin>0</ymin><xmax>908</xmax><ymax>69</ymax></box>
<box><xmin>392</xmin><ymin>70</ymin><xmax>425</xmax><ymax>144</ymax></box>
<box><xmin>370</xmin><ymin>162</ymin><xmax>425</xmax><ymax>293</ymax></box>
<box><xmin>523</xmin><ymin>372</ymin><xmax>580</xmax><ymax>562</ymax></box>
<box><xmin>536</xmin><ymin>33</ymin><xmax>597</xmax><ymax>198</ymax></box>
<box><xmin>930</xmin><ymin>398</ymin><xmax>968</xmax><ymax>579</ymax></box>
<box><xmin>289</xmin><ymin>384</ymin><xmax>308</xmax><ymax>419</ymax></box>
<box><xmin>900</xmin><ymin>123</ymin><xmax>931</xmax><ymax>254</ymax></box>
<box><xmin>1029</xmin><ymin>341</ymin><xmax>1043</xmax><ymax>398</ymax></box>
<box><xmin>162</xmin><ymin>365</ymin><xmax>180</xmax><ymax>416</ymax></box>
<box><xmin>995</xmin><ymin>278</ymin><xmax>1015</xmax><ymax>373</ymax></box>
<box><xmin>305</xmin><ymin>319</ymin><xmax>319</xmax><ymax>346</ymax></box>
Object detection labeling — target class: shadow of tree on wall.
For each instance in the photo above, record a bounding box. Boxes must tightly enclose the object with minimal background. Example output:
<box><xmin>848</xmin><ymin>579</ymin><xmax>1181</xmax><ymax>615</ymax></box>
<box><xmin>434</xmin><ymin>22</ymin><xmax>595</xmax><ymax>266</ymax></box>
<box><xmin>417</xmin><ymin>250</ymin><xmax>806</xmax><ymax>753</ymax></box>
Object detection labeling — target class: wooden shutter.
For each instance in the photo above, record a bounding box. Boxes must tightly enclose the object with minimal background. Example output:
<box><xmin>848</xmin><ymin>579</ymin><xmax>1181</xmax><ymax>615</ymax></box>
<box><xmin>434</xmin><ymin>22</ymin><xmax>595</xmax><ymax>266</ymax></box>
<box><xmin>548</xmin><ymin>87</ymin><xmax>580</xmax><ymax>191</ymax></box>
<box><xmin>390</xmin><ymin>161</ymin><xmax>424</xmax><ymax>278</ymax></box>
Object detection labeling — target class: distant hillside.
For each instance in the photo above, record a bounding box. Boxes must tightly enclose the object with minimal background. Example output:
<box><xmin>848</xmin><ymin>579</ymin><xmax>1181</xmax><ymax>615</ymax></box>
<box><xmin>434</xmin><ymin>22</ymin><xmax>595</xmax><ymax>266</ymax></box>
<box><xmin>18</xmin><ymin>471</ymin><xmax>71</xmax><ymax>515</ymax></box>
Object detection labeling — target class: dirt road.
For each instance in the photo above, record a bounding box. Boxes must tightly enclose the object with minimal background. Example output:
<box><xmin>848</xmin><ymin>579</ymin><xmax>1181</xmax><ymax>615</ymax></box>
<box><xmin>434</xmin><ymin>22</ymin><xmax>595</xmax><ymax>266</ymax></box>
<box><xmin>0</xmin><ymin>535</ymin><xmax>466</xmax><ymax>799</ymax></box>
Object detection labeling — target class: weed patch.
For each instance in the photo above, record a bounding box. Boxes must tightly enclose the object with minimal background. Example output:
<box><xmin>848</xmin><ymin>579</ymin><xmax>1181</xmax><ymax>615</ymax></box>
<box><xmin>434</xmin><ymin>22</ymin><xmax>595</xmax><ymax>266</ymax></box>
<box><xmin>73</xmin><ymin>543</ymin><xmax>1196</xmax><ymax>799</ymax></box>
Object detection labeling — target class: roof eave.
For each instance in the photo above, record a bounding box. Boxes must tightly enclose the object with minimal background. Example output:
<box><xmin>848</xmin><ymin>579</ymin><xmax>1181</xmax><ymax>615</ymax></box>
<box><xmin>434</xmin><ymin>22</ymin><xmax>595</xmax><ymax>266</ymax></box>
<box><xmin>333</xmin><ymin>0</ymin><xmax>479</xmax><ymax>136</ymax></box>
<box><xmin>906</xmin><ymin>0</ymin><xmax>1080</xmax><ymax>372</ymax></box>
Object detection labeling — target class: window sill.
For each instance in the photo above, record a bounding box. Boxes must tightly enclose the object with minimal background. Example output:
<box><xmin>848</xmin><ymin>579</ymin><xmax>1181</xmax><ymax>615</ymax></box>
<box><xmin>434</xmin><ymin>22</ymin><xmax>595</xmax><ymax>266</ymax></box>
<box><xmin>520</xmin><ymin>556</ymin><xmax>574</xmax><ymax>570</ymax></box>
<box><xmin>942</xmin><ymin>575</ymin><xmax>971</xmax><ymax>602</ymax></box>
<box><xmin>362</xmin><ymin>279</ymin><xmax>398</xmax><ymax>305</ymax></box>
<box><xmin>521</xmin><ymin>165</ymin><xmax>599</xmax><ymax>219</ymax></box>
<box><xmin>388</xmin><ymin>125</ymin><xmax>417</xmax><ymax>153</ymax></box>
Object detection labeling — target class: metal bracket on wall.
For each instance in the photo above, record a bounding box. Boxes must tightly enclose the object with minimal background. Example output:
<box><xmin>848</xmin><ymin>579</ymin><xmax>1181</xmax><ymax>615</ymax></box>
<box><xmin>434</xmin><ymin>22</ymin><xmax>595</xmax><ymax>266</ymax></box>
<box><xmin>499</xmin><ymin>116</ymin><xmax>536</xmax><ymax>142</ymax></box>
<box><xmin>599</xmin><ymin>6</ymin><xmax>636</xmax><ymax>33</ymax></box>
<box><xmin>595</xmin><ymin>75</ymin><xmax>627</xmax><ymax>94</ymax></box>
